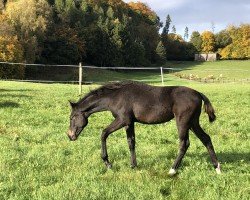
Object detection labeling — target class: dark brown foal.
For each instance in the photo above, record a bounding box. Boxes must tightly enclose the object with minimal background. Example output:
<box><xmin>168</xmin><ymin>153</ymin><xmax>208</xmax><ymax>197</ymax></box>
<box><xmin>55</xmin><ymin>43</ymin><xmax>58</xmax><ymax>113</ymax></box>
<box><xmin>67</xmin><ymin>81</ymin><xmax>221</xmax><ymax>175</ymax></box>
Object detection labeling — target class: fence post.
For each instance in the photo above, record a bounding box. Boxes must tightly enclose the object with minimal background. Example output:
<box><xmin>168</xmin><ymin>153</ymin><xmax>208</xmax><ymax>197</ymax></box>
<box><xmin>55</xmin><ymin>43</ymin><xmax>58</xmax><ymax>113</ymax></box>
<box><xmin>160</xmin><ymin>67</ymin><xmax>164</xmax><ymax>85</ymax></box>
<box><xmin>79</xmin><ymin>62</ymin><xmax>82</xmax><ymax>95</ymax></box>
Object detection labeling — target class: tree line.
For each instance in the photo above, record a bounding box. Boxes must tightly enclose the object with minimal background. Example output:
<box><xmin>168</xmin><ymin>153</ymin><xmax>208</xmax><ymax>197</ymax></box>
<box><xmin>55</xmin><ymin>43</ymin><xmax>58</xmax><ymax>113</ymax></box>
<box><xmin>0</xmin><ymin>0</ymin><xmax>249</xmax><ymax>78</ymax></box>
<box><xmin>190</xmin><ymin>24</ymin><xmax>250</xmax><ymax>59</ymax></box>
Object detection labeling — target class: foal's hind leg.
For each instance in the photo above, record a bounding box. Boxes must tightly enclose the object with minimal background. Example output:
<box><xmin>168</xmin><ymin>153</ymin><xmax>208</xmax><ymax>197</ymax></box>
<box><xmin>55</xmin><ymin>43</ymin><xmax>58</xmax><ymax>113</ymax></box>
<box><xmin>191</xmin><ymin>121</ymin><xmax>221</xmax><ymax>174</ymax></box>
<box><xmin>125</xmin><ymin>123</ymin><xmax>137</xmax><ymax>168</ymax></box>
<box><xmin>101</xmin><ymin>118</ymin><xmax>125</xmax><ymax>168</ymax></box>
<box><xmin>169</xmin><ymin>122</ymin><xmax>190</xmax><ymax>176</ymax></box>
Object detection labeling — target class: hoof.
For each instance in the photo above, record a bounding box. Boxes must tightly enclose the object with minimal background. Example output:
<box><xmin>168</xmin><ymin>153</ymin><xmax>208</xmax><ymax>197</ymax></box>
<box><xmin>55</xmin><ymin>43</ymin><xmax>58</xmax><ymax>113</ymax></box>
<box><xmin>106</xmin><ymin>163</ymin><xmax>112</xmax><ymax>169</ymax></box>
<box><xmin>130</xmin><ymin>164</ymin><xmax>137</xmax><ymax>169</ymax></box>
<box><xmin>215</xmin><ymin>163</ymin><xmax>221</xmax><ymax>174</ymax></box>
<box><xmin>168</xmin><ymin>168</ymin><xmax>177</xmax><ymax>176</ymax></box>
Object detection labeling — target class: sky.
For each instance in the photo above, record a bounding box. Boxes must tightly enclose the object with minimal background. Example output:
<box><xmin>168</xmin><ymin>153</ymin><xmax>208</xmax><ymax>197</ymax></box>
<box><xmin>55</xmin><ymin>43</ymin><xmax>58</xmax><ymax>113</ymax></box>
<box><xmin>123</xmin><ymin>0</ymin><xmax>250</xmax><ymax>37</ymax></box>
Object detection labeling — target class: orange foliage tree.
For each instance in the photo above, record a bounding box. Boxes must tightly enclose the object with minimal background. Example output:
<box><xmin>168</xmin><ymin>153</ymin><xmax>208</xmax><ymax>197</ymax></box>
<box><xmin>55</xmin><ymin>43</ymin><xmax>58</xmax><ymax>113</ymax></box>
<box><xmin>0</xmin><ymin>35</ymin><xmax>24</xmax><ymax>78</ymax></box>
<box><xmin>128</xmin><ymin>1</ymin><xmax>158</xmax><ymax>23</ymax></box>
<box><xmin>201</xmin><ymin>31</ymin><xmax>215</xmax><ymax>53</ymax></box>
<box><xmin>219</xmin><ymin>24</ymin><xmax>250</xmax><ymax>59</ymax></box>
<box><xmin>0</xmin><ymin>13</ymin><xmax>24</xmax><ymax>79</ymax></box>
<box><xmin>5</xmin><ymin>0</ymin><xmax>52</xmax><ymax>63</ymax></box>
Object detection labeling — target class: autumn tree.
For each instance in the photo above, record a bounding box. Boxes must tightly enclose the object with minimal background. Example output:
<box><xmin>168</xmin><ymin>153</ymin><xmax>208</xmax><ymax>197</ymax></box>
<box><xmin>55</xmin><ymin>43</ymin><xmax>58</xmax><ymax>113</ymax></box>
<box><xmin>0</xmin><ymin>12</ymin><xmax>25</xmax><ymax>78</ymax></box>
<box><xmin>5</xmin><ymin>0</ymin><xmax>52</xmax><ymax>63</ymax></box>
<box><xmin>201</xmin><ymin>31</ymin><xmax>215</xmax><ymax>53</ymax></box>
<box><xmin>219</xmin><ymin>24</ymin><xmax>250</xmax><ymax>59</ymax></box>
<box><xmin>0</xmin><ymin>35</ymin><xmax>24</xmax><ymax>79</ymax></box>
<box><xmin>128</xmin><ymin>1</ymin><xmax>159</xmax><ymax>25</ymax></box>
<box><xmin>0</xmin><ymin>12</ymin><xmax>14</xmax><ymax>37</ymax></box>
<box><xmin>0</xmin><ymin>1</ymin><xmax>4</xmax><ymax>11</ymax></box>
<box><xmin>0</xmin><ymin>35</ymin><xmax>23</xmax><ymax>63</ymax></box>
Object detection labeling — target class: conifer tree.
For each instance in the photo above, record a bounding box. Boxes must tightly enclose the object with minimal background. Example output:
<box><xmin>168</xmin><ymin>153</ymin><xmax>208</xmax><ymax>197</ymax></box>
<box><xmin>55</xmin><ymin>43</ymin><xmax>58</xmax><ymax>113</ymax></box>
<box><xmin>156</xmin><ymin>41</ymin><xmax>166</xmax><ymax>63</ymax></box>
<box><xmin>162</xmin><ymin>14</ymin><xmax>171</xmax><ymax>36</ymax></box>
<box><xmin>184</xmin><ymin>26</ymin><xmax>189</xmax><ymax>41</ymax></box>
<box><xmin>172</xmin><ymin>25</ymin><xmax>176</xmax><ymax>34</ymax></box>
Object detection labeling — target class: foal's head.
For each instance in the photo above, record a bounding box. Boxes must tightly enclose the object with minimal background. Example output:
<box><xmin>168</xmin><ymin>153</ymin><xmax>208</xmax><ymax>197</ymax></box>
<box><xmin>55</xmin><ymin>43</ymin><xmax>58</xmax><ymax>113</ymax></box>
<box><xmin>67</xmin><ymin>101</ymin><xmax>88</xmax><ymax>141</ymax></box>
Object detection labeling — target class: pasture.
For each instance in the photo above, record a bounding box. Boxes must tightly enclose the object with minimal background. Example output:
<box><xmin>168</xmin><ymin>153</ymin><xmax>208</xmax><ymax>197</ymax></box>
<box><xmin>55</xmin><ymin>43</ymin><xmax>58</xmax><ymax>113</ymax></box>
<box><xmin>82</xmin><ymin>60</ymin><xmax>250</xmax><ymax>83</ymax></box>
<box><xmin>164</xmin><ymin>60</ymin><xmax>250</xmax><ymax>80</ymax></box>
<box><xmin>0</xmin><ymin>61</ymin><xmax>249</xmax><ymax>200</ymax></box>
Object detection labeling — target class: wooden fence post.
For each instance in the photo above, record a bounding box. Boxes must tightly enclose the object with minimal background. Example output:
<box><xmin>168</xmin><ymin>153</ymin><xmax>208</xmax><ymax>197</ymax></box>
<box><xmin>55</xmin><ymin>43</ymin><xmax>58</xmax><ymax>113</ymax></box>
<box><xmin>160</xmin><ymin>67</ymin><xmax>164</xmax><ymax>86</ymax></box>
<box><xmin>79</xmin><ymin>62</ymin><xmax>82</xmax><ymax>95</ymax></box>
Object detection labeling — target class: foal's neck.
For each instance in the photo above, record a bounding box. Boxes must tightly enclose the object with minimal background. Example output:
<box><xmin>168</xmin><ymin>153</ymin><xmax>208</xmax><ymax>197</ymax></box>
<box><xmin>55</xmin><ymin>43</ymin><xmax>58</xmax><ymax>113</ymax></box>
<box><xmin>78</xmin><ymin>94</ymin><xmax>108</xmax><ymax>116</ymax></box>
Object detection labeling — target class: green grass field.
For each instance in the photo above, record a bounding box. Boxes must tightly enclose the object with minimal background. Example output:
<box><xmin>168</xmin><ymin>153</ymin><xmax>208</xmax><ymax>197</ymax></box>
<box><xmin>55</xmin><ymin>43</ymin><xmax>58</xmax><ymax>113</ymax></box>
<box><xmin>82</xmin><ymin>60</ymin><xmax>250</xmax><ymax>83</ymax></box>
<box><xmin>0</xmin><ymin>61</ymin><xmax>250</xmax><ymax>199</ymax></box>
<box><xmin>164</xmin><ymin>60</ymin><xmax>250</xmax><ymax>81</ymax></box>
<box><xmin>21</xmin><ymin>60</ymin><xmax>250</xmax><ymax>84</ymax></box>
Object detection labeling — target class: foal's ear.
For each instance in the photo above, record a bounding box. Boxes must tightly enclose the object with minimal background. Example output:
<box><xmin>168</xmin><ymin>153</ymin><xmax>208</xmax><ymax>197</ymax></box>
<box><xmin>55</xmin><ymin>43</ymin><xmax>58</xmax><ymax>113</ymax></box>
<box><xmin>68</xmin><ymin>100</ymin><xmax>77</xmax><ymax>108</ymax></box>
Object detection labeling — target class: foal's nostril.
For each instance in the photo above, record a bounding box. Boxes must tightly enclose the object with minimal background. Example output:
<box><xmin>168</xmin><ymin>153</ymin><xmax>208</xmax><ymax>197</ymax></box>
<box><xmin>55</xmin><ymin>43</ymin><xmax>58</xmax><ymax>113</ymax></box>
<box><xmin>68</xmin><ymin>134</ymin><xmax>77</xmax><ymax>141</ymax></box>
<box><xmin>68</xmin><ymin>135</ymin><xmax>73</xmax><ymax>141</ymax></box>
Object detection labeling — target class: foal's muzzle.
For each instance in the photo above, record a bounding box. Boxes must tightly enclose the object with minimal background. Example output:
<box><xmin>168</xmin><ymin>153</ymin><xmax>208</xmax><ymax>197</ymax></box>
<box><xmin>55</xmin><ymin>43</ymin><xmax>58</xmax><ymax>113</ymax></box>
<box><xmin>68</xmin><ymin>134</ymin><xmax>77</xmax><ymax>141</ymax></box>
<box><xmin>67</xmin><ymin>130</ymin><xmax>77</xmax><ymax>141</ymax></box>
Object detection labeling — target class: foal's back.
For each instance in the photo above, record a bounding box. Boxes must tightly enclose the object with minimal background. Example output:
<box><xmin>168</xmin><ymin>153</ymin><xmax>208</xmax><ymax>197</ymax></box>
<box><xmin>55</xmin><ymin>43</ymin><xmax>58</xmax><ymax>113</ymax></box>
<box><xmin>108</xmin><ymin>83</ymin><xmax>188</xmax><ymax>124</ymax></box>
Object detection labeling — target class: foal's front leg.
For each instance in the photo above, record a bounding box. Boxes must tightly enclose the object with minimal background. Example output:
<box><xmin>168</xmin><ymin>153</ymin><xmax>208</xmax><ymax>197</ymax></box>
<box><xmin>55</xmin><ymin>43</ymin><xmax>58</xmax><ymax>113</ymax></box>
<box><xmin>101</xmin><ymin>118</ymin><xmax>124</xmax><ymax>168</ymax></box>
<box><xmin>125</xmin><ymin>123</ymin><xmax>137</xmax><ymax>168</ymax></box>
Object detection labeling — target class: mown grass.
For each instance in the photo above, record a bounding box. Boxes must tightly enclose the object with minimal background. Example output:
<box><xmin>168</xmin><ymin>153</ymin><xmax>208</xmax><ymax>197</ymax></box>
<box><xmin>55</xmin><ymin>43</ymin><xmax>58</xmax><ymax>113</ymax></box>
<box><xmin>0</xmin><ymin>63</ymin><xmax>250</xmax><ymax>199</ymax></box>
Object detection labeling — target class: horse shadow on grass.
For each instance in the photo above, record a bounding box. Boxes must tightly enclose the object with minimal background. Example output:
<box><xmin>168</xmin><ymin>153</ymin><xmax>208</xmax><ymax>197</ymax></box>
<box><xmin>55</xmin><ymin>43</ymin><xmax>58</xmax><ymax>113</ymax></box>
<box><xmin>216</xmin><ymin>152</ymin><xmax>250</xmax><ymax>163</ymax></box>
<box><xmin>0</xmin><ymin>88</ymin><xmax>33</xmax><ymax>101</ymax></box>
<box><xmin>189</xmin><ymin>151</ymin><xmax>250</xmax><ymax>164</ymax></box>
<box><xmin>0</xmin><ymin>94</ymin><xmax>31</xmax><ymax>98</ymax></box>
<box><xmin>0</xmin><ymin>88</ymin><xmax>32</xmax><ymax>109</ymax></box>
<box><xmin>0</xmin><ymin>101</ymin><xmax>20</xmax><ymax>108</ymax></box>
<box><xmin>0</xmin><ymin>89</ymin><xmax>34</xmax><ymax>92</ymax></box>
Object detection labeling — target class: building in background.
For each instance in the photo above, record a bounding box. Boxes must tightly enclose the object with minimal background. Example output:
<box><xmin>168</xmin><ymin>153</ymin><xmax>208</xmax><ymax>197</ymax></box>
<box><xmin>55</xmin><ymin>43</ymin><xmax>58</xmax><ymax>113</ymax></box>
<box><xmin>195</xmin><ymin>53</ymin><xmax>218</xmax><ymax>61</ymax></box>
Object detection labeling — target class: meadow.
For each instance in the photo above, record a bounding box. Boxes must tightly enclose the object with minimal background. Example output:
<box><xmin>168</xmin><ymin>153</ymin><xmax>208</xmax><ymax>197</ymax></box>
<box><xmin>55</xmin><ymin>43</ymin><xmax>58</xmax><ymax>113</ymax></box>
<box><xmin>163</xmin><ymin>60</ymin><xmax>250</xmax><ymax>80</ymax></box>
<box><xmin>0</xmin><ymin>61</ymin><xmax>249</xmax><ymax>200</ymax></box>
<box><xmin>23</xmin><ymin>60</ymin><xmax>250</xmax><ymax>84</ymax></box>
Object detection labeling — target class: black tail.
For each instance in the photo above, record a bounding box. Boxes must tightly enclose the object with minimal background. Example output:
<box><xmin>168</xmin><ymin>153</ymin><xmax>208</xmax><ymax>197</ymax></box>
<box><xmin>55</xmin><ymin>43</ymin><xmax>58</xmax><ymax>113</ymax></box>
<box><xmin>199</xmin><ymin>93</ymin><xmax>216</xmax><ymax>123</ymax></box>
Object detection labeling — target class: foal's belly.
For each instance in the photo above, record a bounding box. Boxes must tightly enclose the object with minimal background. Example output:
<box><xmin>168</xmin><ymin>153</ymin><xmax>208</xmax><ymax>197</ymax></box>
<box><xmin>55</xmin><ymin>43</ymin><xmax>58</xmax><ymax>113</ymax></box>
<box><xmin>133</xmin><ymin>104</ymin><xmax>174</xmax><ymax>124</ymax></box>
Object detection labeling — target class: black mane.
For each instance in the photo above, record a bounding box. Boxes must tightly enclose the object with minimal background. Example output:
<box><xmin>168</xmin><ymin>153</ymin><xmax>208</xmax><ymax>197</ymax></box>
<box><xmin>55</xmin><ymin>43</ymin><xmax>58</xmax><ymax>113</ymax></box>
<box><xmin>77</xmin><ymin>81</ymin><xmax>137</xmax><ymax>104</ymax></box>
